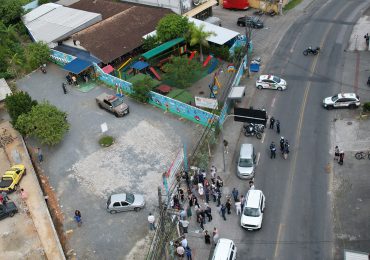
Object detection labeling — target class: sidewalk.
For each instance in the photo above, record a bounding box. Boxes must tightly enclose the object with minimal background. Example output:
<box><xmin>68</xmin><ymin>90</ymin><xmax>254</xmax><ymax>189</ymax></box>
<box><xmin>187</xmin><ymin>0</ymin><xmax>318</xmax><ymax>259</ymax></box>
<box><xmin>0</xmin><ymin>121</ymin><xmax>65</xmax><ymax>260</ymax></box>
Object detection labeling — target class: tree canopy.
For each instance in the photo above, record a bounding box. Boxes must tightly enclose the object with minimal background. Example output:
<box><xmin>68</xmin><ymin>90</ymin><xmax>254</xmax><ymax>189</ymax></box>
<box><xmin>162</xmin><ymin>56</ymin><xmax>202</xmax><ymax>88</ymax></box>
<box><xmin>0</xmin><ymin>0</ymin><xmax>24</xmax><ymax>26</ymax></box>
<box><xmin>132</xmin><ymin>75</ymin><xmax>158</xmax><ymax>103</ymax></box>
<box><xmin>15</xmin><ymin>102</ymin><xmax>70</xmax><ymax>145</ymax></box>
<box><xmin>189</xmin><ymin>23</ymin><xmax>215</xmax><ymax>62</ymax></box>
<box><xmin>156</xmin><ymin>14</ymin><xmax>189</xmax><ymax>42</ymax></box>
<box><xmin>5</xmin><ymin>91</ymin><xmax>38</xmax><ymax>125</ymax></box>
<box><xmin>24</xmin><ymin>42</ymin><xmax>51</xmax><ymax>68</ymax></box>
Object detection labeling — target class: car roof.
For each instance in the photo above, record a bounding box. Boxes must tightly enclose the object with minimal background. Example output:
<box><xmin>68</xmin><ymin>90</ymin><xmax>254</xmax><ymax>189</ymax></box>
<box><xmin>213</xmin><ymin>238</ymin><xmax>235</xmax><ymax>260</ymax></box>
<box><xmin>337</xmin><ymin>93</ymin><xmax>358</xmax><ymax>99</ymax></box>
<box><xmin>259</xmin><ymin>75</ymin><xmax>275</xmax><ymax>80</ymax></box>
<box><xmin>246</xmin><ymin>190</ymin><xmax>263</xmax><ymax>208</ymax></box>
<box><xmin>110</xmin><ymin>193</ymin><xmax>127</xmax><ymax>202</ymax></box>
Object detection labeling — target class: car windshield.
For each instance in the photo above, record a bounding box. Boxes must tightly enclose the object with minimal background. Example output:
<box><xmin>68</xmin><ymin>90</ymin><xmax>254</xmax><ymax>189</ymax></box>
<box><xmin>111</xmin><ymin>98</ymin><xmax>124</xmax><ymax>107</ymax></box>
<box><xmin>126</xmin><ymin>193</ymin><xmax>135</xmax><ymax>204</ymax></box>
<box><xmin>273</xmin><ymin>76</ymin><xmax>281</xmax><ymax>83</ymax></box>
<box><xmin>239</xmin><ymin>158</ymin><xmax>253</xmax><ymax>167</ymax></box>
<box><xmin>244</xmin><ymin>207</ymin><xmax>260</xmax><ymax>217</ymax></box>
<box><xmin>331</xmin><ymin>95</ymin><xmax>339</xmax><ymax>102</ymax></box>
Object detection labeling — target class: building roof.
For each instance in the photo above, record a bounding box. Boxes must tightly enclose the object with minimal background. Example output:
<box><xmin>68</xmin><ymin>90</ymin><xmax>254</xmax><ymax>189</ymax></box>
<box><xmin>63</xmin><ymin>58</ymin><xmax>92</xmax><ymax>74</ymax></box>
<box><xmin>0</xmin><ymin>78</ymin><xmax>12</xmax><ymax>102</ymax></box>
<box><xmin>69</xmin><ymin>0</ymin><xmax>134</xmax><ymax>19</ymax></box>
<box><xmin>188</xmin><ymin>18</ymin><xmax>239</xmax><ymax>45</ymax></box>
<box><xmin>142</xmin><ymin>38</ymin><xmax>184</xmax><ymax>60</ymax></box>
<box><xmin>22</xmin><ymin>3</ymin><xmax>102</xmax><ymax>46</ymax></box>
<box><xmin>72</xmin><ymin>2</ymin><xmax>173</xmax><ymax>64</ymax></box>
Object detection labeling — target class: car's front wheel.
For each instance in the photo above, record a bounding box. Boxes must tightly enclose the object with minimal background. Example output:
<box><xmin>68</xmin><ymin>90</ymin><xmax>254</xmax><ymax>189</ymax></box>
<box><xmin>326</xmin><ymin>105</ymin><xmax>333</xmax><ymax>110</ymax></box>
<box><xmin>110</xmin><ymin>210</ymin><xmax>117</xmax><ymax>214</ymax></box>
<box><xmin>9</xmin><ymin>212</ymin><xmax>15</xmax><ymax>217</ymax></box>
<box><xmin>257</xmin><ymin>85</ymin><xmax>263</xmax><ymax>89</ymax></box>
<box><xmin>277</xmin><ymin>87</ymin><xmax>283</xmax><ymax>91</ymax></box>
<box><xmin>134</xmin><ymin>207</ymin><xmax>141</xmax><ymax>212</ymax></box>
<box><xmin>349</xmin><ymin>104</ymin><xmax>357</xmax><ymax>109</ymax></box>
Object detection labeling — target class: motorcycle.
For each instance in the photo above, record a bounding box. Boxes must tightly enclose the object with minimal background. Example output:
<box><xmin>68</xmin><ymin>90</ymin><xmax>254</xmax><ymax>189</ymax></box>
<box><xmin>40</xmin><ymin>64</ymin><xmax>47</xmax><ymax>74</ymax></box>
<box><xmin>303</xmin><ymin>47</ymin><xmax>320</xmax><ymax>56</ymax></box>
<box><xmin>243</xmin><ymin>123</ymin><xmax>264</xmax><ymax>139</ymax></box>
<box><xmin>62</xmin><ymin>82</ymin><xmax>67</xmax><ymax>94</ymax></box>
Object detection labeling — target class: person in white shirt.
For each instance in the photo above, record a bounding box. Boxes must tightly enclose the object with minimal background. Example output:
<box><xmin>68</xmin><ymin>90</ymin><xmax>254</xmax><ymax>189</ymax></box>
<box><xmin>235</xmin><ymin>200</ymin><xmax>242</xmax><ymax>215</ymax></box>
<box><xmin>148</xmin><ymin>213</ymin><xmax>156</xmax><ymax>230</ymax></box>
<box><xmin>181</xmin><ymin>236</ymin><xmax>188</xmax><ymax>248</ymax></box>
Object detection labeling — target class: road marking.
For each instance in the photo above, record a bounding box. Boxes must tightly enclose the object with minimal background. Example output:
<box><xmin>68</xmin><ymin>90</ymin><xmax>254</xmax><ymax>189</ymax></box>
<box><xmin>271</xmin><ymin>96</ymin><xmax>276</xmax><ymax>108</ymax></box>
<box><xmin>273</xmin><ymin>4</ymin><xmax>349</xmax><ymax>258</ymax></box>
<box><xmin>261</xmin><ymin>132</ymin><xmax>266</xmax><ymax>143</ymax></box>
<box><xmin>354</xmin><ymin>51</ymin><xmax>360</xmax><ymax>94</ymax></box>
<box><xmin>256</xmin><ymin>152</ymin><xmax>261</xmax><ymax>166</ymax></box>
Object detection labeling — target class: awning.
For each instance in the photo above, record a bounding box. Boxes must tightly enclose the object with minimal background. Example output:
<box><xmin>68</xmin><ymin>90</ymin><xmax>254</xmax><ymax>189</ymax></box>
<box><xmin>131</xmin><ymin>61</ymin><xmax>149</xmax><ymax>70</ymax></box>
<box><xmin>228</xmin><ymin>86</ymin><xmax>246</xmax><ymax>99</ymax></box>
<box><xmin>183</xmin><ymin>0</ymin><xmax>217</xmax><ymax>17</ymax></box>
<box><xmin>102</xmin><ymin>65</ymin><xmax>114</xmax><ymax>74</ymax></box>
<box><xmin>142</xmin><ymin>38</ymin><xmax>184</xmax><ymax>60</ymax></box>
<box><xmin>63</xmin><ymin>58</ymin><xmax>92</xmax><ymax>74</ymax></box>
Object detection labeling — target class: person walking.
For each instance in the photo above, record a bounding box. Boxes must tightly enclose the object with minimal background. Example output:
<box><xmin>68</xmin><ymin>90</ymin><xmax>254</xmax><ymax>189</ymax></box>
<box><xmin>339</xmin><ymin>151</ymin><xmax>344</xmax><ymax>165</ymax></box>
<box><xmin>148</xmin><ymin>213</ymin><xmax>156</xmax><ymax>230</ymax></box>
<box><xmin>226</xmin><ymin>198</ymin><xmax>232</xmax><ymax>214</ymax></box>
<box><xmin>186</xmin><ymin>206</ymin><xmax>192</xmax><ymax>220</ymax></box>
<box><xmin>280</xmin><ymin>137</ymin><xmax>285</xmax><ymax>152</ymax></box>
<box><xmin>231</xmin><ymin>188</ymin><xmax>239</xmax><ymax>202</ymax></box>
<box><xmin>216</xmin><ymin>189</ymin><xmax>222</xmax><ymax>207</ymax></box>
<box><xmin>223</xmin><ymin>140</ymin><xmax>229</xmax><ymax>154</ymax></box>
<box><xmin>205</xmin><ymin>186</ymin><xmax>210</xmax><ymax>203</ymax></box>
<box><xmin>204</xmin><ymin>230</ymin><xmax>211</xmax><ymax>244</ymax></box>
<box><xmin>240</xmin><ymin>195</ymin><xmax>245</xmax><ymax>209</ymax></box>
<box><xmin>283</xmin><ymin>140</ymin><xmax>290</xmax><ymax>159</ymax></box>
<box><xmin>269</xmin><ymin>116</ymin><xmax>275</xmax><ymax>129</ymax></box>
<box><xmin>334</xmin><ymin>146</ymin><xmax>340</xmax><ymax>161</ymax></box>
<box><xmin>180</xmin><ymin>219</ymin><xmax>189</xmax><ymax>234</ymax></box>
<box><xmin>212</xmin><ymin>185</ymin><xmax>217</xmax><ymax>202</ymax></box>
<box><xmin>74</xmin><ymin>210</ymin><xmax>82</xmax><ymax>227</ymax></box>
<box><xmin>235</xmin><ymin>199</ymin><xmax>242</xmax><ymax>215</ymax></box>
<box><xmin>185</xmin><ymin>246</ymin><xmax>192</xmax><ymax>260</ymax></box>
<box><xmin>212</xmin><ymin>227</ymin><xmax>219</xmax><ymax>245</ymax></box>
<box><xmin>205</xmin><ymin>204</ymin><xmax>212</xmax><ymax>222</ymax></box>
<box><xmin>270</xmin><ymin>142</ymin><xmax>276</xmax><ymax>159</ymax></box>
<box><xmin>37</xmin><ymin>147</ymin><xmax>43</xmax><ymax>163</ymax></box>
<box><xmin>210</xmin><ymin>165</ymin><xmax>217</xmax><ymax>184</ymax></box>
<box><xmin>199</xmin><ymin>214</ymin><xmax>205</xmax><ymax>230</ymax></box>
<box><xmin>220</xmin><ymin>204</ymin><xmax>226</xmax><ymax>220</ymax></box>
<box><xmin>276</xmin><ymin>120</ymin><xmax>281</xmax><ymax>134</ymax></box>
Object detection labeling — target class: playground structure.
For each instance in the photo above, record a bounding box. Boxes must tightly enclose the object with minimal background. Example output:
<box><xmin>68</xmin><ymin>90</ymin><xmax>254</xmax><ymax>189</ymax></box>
<box><xmin>118</xmin><ymin>58</ymin><xmax>132</xmax><ymax>78</ymax></box>
<box><xmin>208</xmin><ymin>67</ymin><xmax>222</xmax><ymax>98</ymax></box>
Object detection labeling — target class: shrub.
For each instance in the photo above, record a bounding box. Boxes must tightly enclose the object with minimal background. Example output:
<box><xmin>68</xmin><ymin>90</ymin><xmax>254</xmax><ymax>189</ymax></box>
<box><xmin>99</xmin><ymin>135</ymin><xmax>114</xmax><ymax>147</ymax></box>
<box><xmin>363</xmin><ymin>102</ymin><xmax>370</xmax><ymax>112</ymax></box>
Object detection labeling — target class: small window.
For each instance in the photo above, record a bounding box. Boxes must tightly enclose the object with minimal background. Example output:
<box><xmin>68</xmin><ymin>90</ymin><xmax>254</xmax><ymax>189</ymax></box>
<box><xmin>104</xmin><ymin>100</ymin><xmax>111</xmax><ymax>106</ymax></box>
<box><xmin>121</xmin><ymin>201</ymin><xmax>129</xmax><ymax>206</ymax></box>
<box><xmin>113</xmin><ymin>202</ymin><xmax>121</xmax><ymax>207</ymax></box>
<box><xmin>230</xmin><ymin>251</ymin><xmax>234</xmax><ymax>259</ymax></box>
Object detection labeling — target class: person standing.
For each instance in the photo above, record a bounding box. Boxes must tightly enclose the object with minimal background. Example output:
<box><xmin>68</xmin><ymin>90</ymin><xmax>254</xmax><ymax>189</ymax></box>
<box><xmin>269</xmin><ymin>116</ymin><xmax>275</xmax><ymax>129</ymax></box>
<box><xmin>235</xmin><ymin>199</ymin><xmax>242</xmax><ymax>215</ymax></box>
<box><xmin>148</xmin><ymin>213</ymin><xmax>156</xmax><ymax>230</ymax></box>
<box><xmin>180</xmin><ymin>219</ymin><xmax>189</xmax><ymax>234</ymax></box>
<box><xmin>270</xmin><ymin>142</ymin><xmax>276</xmax><ymax>159</ymax></box>
<box><xmin>216</xmin><ymin>189</ymin><xmax>222</xmax><ymax>207</ymax></box>
<box><xmin>204</xmin><ymin>230</ymin><xmax>211</xmax><ymax>244</ymax></box>
<box><xmin>176</xmin><ymin>245</ymin><xmax>185</xmax><ymax>259</ymax></box>
<box><xmin>278</xmin><ymin>0</ymin><xmax>283</xmax><ymax>15</ymax></box>
<box><xmin>283</xmin><ymin>140</ymin><xmax>290</xmax><ymax>159</ymax></box>
<box><xmin>181</xmin><ymin>236</ymin><xmax>188</xmax><ymax>248</ymax></box>
<box><xmin>240</xmin><ymin>195</ymin><xmax>245</xmax><ymax>209</ymax></box>
<box><xmin>37</xmin><ymin>147</ymin><xmax>43</xmax><ymax>163</ymax></box>
<box><xmin>223</xmin><ymin>139</ymin><xmax>229</xmax><ymax>154</ymax></box>
<box><xmin>205</xmin><ymin>204</ymin><xmax>212</xmax><ymax>222</ymax></box>
<box><xmin>210</xmin><ymin>165</ymin><xmax>217</xmax><ymax>184</ymax></box>
<box><xmin>74</xmin><ymin>210</ymin><xmax>82</xmax><ymax>227</ymax></box>
<box><xmin>213</xmin><ymin>227</ymin><xmax>219</xmax><ymax>245</ymax></box>
<box><xmin>339</xmin><ymin>151</ymin><xmax>344</xmax><ymax>165</ymax></box>
<box><xmin>205</xmin><ymin>186</ymin><xmax>210</xmax><ymax>203</ymax></box>
<box><xmin>276</xmin><ymin>120</ymin><xmax>281</xmax><ymax>134</ymax></box>
<box><xmin>249</xmin><ymin>180</ymin><xmax>255</xmax><ymax>190</ymax></box>
<box><xmin>185</xmin><ymin>246</ymin><xmax>192</xmax><ymax>260</ymax></box>
<box><xmin>226</xmin><ymin>198</ymin><xmax>232</xmax><ymax>214</ymax></box>
<box><xmin>220</xmin><ymin>204</ymin><xmax>226</xmax><ymax>220</ymax></box>
<box><xmin>231</xmin><ymin>188</ymin><xmax>239</xmax><ymax>202</ymax></box>
<box><xmin>199</xmin><ymin>214</ymin><xmax>205</xmax><ymax>230</ymax></box>
<box><xmin>334</xmin><ymin>146</ymin><xmax>340</xmax><ymax>161</ymax></box>
<box><xmin>280</xmin><ymin>137</ymin><xmax>285</xmax><ymax>152</ymax></box>
<box><xmin>186</xmin><ymin>206</ymin><xmax>192</xmax><ymax>220</ymax></box>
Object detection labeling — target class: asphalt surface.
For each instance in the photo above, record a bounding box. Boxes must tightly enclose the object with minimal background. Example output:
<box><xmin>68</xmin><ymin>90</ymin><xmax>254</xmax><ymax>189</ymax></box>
<box><xmin>230</xmin><ymin>0</ymin><xmax>370</xmax><ymax>259</ymax></box>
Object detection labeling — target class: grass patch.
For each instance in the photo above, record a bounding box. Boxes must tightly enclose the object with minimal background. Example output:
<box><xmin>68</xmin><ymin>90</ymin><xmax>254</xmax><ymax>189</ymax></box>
<box><xmin>167</xmin><ymin>89</ymin><xmax>194</xmax><ymax>104</ymax></box>
<box><xmin>283</xmin><ymin>0</ymin><xmax>303</xmax><ymax>11</ymax></box>
<box><xmin>99</xmin><ymin>135</ymin><xmax>114</xmax><ymax>147</ymax></box>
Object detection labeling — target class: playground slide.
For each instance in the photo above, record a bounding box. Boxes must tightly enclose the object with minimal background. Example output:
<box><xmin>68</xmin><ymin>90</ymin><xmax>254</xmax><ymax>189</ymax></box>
<box><xmin>189</xmin><ymin>51</ymin><xmax>197</xmax><ymax>60</ymax></box>
<box><xmin>149</xmin><ymin>67</ymin><xmax>161</xmax><ymax>80</ymax></box>
<box><xmin>203</xmin><ymin>55</ymin><xmax>212</xmax><ymax>67</ymax></box>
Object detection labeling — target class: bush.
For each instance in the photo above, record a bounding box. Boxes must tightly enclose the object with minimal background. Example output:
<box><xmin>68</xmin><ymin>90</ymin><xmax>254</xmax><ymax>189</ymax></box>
<box><xmin>131</xmin><ymin>76</ymin><xmax>157</xmax><ymax>103</ymax></box>
<box><xmin>206</xmin><ymin>45</ymin><xmax>230</xmax><ymax>61</ymax></box>
<box><xmin>99</xmin><ymin>135</ymin><xmax>114</xmax><ymax>147</ymax></box>
<box><xmin>142</xmin><ymin>35</ymin><xmax>161</xmax><ymax>52</ymax></box>
<box><xmin>5</xmin><ymin>91</ymin><xmax>38</xmax><ymax>125</ymax></box>
<box><xmin>363</xmin><ymin>102</ymin><xmax>370</xmax><ymax>112</ymax></box>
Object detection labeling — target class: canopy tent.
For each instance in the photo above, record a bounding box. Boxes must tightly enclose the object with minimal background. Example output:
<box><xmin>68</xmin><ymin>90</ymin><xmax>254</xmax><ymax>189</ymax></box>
<box><xmin>131</xmin><ymin>61</ymin><xmax>149</xmax><ymax>70</ymax></box>
<box><xmin>102</xmin><ymin>65</ymin><xmax>114</xmax><ymax>74</ymax></box>
<box><xmin>63</xmin><ymin>58</ymin><xmax>92</xmax><ymax>74</ymax></box>
<box><xmin>142</xmin><ymin>38</ymin><xmax>184</xmax><ymax>60</ymax></box>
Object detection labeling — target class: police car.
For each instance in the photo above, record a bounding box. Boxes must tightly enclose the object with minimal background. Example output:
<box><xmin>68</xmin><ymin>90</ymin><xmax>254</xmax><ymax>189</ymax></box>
<box><xmin>322</xmin><ymin>93</ymin><xmax>360</xmax><ymax>109</ymax></box>
<box><xmin>255</xmin><ymin>75</ymin><xmax>287</xmax><ymax>91</ymax></box>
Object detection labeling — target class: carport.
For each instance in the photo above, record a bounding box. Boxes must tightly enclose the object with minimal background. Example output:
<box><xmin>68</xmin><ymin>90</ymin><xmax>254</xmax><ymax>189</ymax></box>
<box><xmin>63</xmin><ymin>58</ymin><xmax>94</xmax><ymax>87</ymax></box>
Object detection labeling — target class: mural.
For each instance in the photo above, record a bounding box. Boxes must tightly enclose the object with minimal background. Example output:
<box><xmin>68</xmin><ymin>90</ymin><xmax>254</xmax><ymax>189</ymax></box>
<box><xmin>93</xmin><ymin>64</ymin><xmax>133</xmax><ymax>94</ymax></box>
<box><xmin>50</xmin><ymin>50</ymin><xmax>76</xmax><ymax>65</ymax></box>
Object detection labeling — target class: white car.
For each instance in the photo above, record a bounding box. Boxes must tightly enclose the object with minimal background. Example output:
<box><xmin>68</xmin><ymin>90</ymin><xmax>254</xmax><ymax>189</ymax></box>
<box><xmin>241</xmin><ymin>189</ymin><xmax>265</xmax><ymax>230</ymax></box>
<box><xmin>323</xmin><ymin>93</ymin><xmax>360</xmax><ymax>109</ymax></box>
<box><xmin>256</xmin><ymin>75</ymin><xmax>287</xmax><ymax>91</ymax></box>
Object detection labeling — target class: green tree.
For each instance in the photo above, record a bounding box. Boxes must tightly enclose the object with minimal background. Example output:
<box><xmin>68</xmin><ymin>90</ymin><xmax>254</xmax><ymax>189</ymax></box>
<box><xmin>5</xmin><ymin>91</ymin><xmax>38</xmax><ymax>125</ymax></box>
<box><xmin>162</xmin><ymin>56</ymin><xmax>202</xmax><ymax>88</ymax></box>
<box><xmin>0</xmin><ymin>0</ymin><xmax>24</xmax><ymax>26</ymax></box>
<box><xmin>15</xmin><ymin>102</ymin><xmax>70</xmax><ymax>145</ymax></box>
<box><xmin>156</xmin><ymin>14</ymin><xmax>189</xmax><ymax>42</ymax></box>
<box><xmin>189</xmin><ymin>23</ymin><xmax>216</xmax><ymax>62</ymax></box>
<box><xmin>132</xmin><ymin>76</ymin><xmax>157</xmax><ymax>103</ymax></box>
<box><xmin>142</xmin><ymin>35</ymin><xmax>160</xmax><ymax>52</ymax></box>
<box><xmin>38</xmin><ymin>0</ymin><xmax>50</xmax><ymax>4</ymax></box>
<box><xmin>24</xmin><ymin>42</ymin><xmax>50</xmax><ymax>69</ymax></box>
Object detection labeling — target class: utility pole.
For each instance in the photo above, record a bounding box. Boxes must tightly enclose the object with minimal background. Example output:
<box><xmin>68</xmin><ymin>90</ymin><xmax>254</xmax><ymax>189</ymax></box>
<box><xmin>245</xmin><ymin>15</ymin><xmax>253</xmax><ymax>78</ymax></box>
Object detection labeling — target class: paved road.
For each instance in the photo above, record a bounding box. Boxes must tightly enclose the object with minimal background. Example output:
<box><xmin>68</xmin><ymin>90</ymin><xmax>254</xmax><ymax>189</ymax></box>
<box><xmin>231</xmin><ymin>0</ymin><xmax>370</xmax><ymax>259</ymax></box>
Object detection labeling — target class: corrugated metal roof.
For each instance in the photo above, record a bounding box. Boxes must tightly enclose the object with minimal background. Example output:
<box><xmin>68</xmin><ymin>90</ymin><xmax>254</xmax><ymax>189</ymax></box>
<box><xmin>22</xmin><ymin>4</ymin><xmax>102</xmax><ymax>45</ymax></box>
<box><xmin>0</xmin><ymin>78</ymin><xmax>12</xmax><ymax>102</ymax></box>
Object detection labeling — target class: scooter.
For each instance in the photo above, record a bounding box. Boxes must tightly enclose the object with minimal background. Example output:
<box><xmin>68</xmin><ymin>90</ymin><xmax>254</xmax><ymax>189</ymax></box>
<box><xmin>303</xmin><ymin>47</ymin><xmax>320</xmax><ymax>56</ymax></box>
<box><xmin>243</xmin><ymin>123</ymin><xmax>263</xmax><ymax>139</ymax></box>
<box><xmin>40</xmin><ymin>64</ymin><xmax>47</xmax><ymax>74</ymax></box>
<box><xmin>62</xmin><ymin>82</ymin><xmax>67</xmax><ymax>94</ymax></box>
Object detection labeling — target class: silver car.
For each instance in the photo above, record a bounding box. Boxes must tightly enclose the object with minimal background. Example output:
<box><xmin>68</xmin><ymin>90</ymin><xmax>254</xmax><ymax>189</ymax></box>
<box><xmin>106</xmin><ymin>193</ymin><xmax>145</xmax><ymax>214</ymax></box>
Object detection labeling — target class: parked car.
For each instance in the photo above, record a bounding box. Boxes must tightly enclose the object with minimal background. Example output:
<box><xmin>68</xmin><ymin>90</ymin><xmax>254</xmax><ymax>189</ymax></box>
<box><xmin>0</xmin><ymin>165</ymin><xmax>26</xmax><ymax>192</ymax></box>
<box><xmin>0</xmin><ymin>202</ymin><xmax>18</xmax><ymax>220</ymax></box>
<box><xmin>322</xmin><ymin>93</ymin><xmax>360</xmax><ymax>109</ymax></box>
<box><xmin>237</xmin><ymin>16</ymin><xmax>264</xmax><ymax>28</ymax></box>
<box><xmin>256</xmin><ymin>75</ymin><xmax>287</xmax><ymax>91</ymax></box>
<box><xmin>212</xmin><ymin>238</ymin><xmax>237</xmax><ymax>260</ymax></box>
<box><xmin>241</xmin><ymin>189</ymin><xmax>265</xmax><ymax>230</ymax></box>
<box><xmin>106</xmin><ymin>193</ymin><xmax>145</xmax><ymax>214</ymax></box>
<box><xmin>96</xmin><ymin>93</ymin><xmax>129</xmax><ymax>117</ymax></box>
<box><xmin>237</xmin><ymin>143</ymin><xmax>256</xmax><ymax>179</ymax></box>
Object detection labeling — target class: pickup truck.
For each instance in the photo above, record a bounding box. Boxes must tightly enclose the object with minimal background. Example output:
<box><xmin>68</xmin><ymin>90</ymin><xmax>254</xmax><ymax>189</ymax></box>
<box><xmin>0</xmin><ymin>165</ymin><xmax>26</xmax><ymax>192</ymax></box>
<box><xmin>96</xmin><ymin>93</ymin><xmax>129</xmax><ymax>117</ymax></box>
<box><xmin>0</xmin><ymin>202</ymin><xmax>18</xmax><ymax>220</ymax></box>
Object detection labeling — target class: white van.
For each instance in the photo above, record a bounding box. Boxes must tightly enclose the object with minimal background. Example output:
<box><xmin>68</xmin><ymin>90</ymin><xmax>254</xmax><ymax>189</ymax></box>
<box><xmin>240</xmin><ymin>189</ymin><xmax>265</xmax><ymax>230</ymax></box>
<box><xmin>237</xmin><ymin>143</ymin><xmax>256</xmax><ymax>179</ymax></box>
<box><xmin>212</xmin><ymin>238</ymin><xmax>237</xmax><ymax>260</ymax></box>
